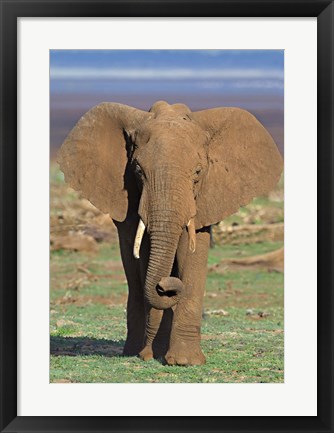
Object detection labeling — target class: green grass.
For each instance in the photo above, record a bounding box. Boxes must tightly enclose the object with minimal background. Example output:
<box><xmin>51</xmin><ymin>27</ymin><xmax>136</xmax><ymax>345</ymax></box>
<box><xmin>50</xmin><ymin>240</ymin><xmax>283</xmax><ymax>383</ymax></box>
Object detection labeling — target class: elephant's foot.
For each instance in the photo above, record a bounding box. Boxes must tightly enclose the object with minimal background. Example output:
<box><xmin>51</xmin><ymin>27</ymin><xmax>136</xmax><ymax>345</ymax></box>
<box><xmin>139</xmin><ymin>345</ymin><xmax>154</xmax><ymax>361</ymax></box>
<box><xmin>139</xmin><ymin>343</ymin><xmax>169</xmax><ymax>361</ymax></box>
<box><xmin>165</xmin><ymin>340</ymin><xmax>206</xmax><ymax>366</ymax></box>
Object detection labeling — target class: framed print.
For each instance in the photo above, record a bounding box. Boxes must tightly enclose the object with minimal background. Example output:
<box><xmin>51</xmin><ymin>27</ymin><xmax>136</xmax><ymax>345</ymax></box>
<box><xmin>1</xmin><ymin>1</ymin><xmax>333</xmax><ymax>432</ymax></box>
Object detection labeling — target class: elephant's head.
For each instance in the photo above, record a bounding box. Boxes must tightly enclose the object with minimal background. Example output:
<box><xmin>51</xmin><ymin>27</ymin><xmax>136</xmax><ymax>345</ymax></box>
<box><xmin>58</xmin><ymin>100</ymin><xmax>283</xmax><ymax>310</ymax></box>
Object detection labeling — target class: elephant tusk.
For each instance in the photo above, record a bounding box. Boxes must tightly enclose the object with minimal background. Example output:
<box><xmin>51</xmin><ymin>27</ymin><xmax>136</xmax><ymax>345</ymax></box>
<box><xmin>133</xmin><ymin>219</ymin><xmax>146</xmax><ymax>259</ymax></box>
<box><xmin>187</xmin><ymin>218</ymin><xmax>196</xmax><ymax>254</ymax></box>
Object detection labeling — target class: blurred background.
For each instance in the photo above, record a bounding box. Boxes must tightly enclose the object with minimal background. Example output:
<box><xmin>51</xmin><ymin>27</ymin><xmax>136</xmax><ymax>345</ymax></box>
<box><xmin>50</xmin><ymin>49</ymin><xmax>283</xmax><ymax>158</ymax></box>
<box><xmin>50</xmin><ymin>50</ymin><xmax>284</xmax><ymax>383</ymax></box>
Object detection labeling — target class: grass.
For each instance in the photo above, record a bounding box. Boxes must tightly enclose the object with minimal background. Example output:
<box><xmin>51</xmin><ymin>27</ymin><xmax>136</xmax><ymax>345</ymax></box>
<box><xmin>50</xmin><ymin>241</ymin><xmax>283</xmax><ymax>383</ymax></box>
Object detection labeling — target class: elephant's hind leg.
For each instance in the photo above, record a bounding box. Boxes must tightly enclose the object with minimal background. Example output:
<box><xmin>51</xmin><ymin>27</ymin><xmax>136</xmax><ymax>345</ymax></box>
<box><xmin>139</xmin><ymin>307</ymin><xmax>173</xmax><ymax>361</ymax></box>
<box><xmin>152</xmin><ymin>308</ymin><xmax>173</xmax><ymax>357</ymax></box>
<box><xmin>139</xmin><ymin>259</ymin><xmax>177</xmax><ymax>361</ymax></box>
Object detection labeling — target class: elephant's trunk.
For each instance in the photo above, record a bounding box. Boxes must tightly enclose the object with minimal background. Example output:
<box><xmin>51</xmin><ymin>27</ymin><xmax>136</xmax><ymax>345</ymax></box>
<box><xmin>140</xmin><ymin>171</ymin><xmax>195</xmax><ymax>310</ymax></box>
<box><xmin>144</xmin><ymin>212</ymin><xmax>184</xmax><ymax>310</ymax></box>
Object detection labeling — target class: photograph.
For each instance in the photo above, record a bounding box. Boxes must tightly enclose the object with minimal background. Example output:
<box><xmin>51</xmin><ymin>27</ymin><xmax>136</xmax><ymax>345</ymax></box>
<box><xmin>50</xmin><ymin>49</ymin><xmax>284</xmax><ymax>383</ymax></box>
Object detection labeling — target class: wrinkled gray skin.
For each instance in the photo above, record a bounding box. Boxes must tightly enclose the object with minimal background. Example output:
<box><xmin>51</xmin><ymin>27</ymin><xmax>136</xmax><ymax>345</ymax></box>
<box><xmin>58</xmin><ymin>100</ymin><xmax>283</xmax><ymax>365</ymax></box>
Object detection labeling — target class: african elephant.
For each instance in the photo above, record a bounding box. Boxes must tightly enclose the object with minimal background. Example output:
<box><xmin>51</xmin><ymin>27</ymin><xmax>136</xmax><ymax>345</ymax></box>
<box><xmin>58</xmin><ymin>100</ymin><xmax>283</xmax><ymax>366</ymax></box>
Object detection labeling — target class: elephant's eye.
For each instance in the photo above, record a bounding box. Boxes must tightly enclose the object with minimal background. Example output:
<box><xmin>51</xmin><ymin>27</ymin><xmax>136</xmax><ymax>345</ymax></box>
<box><xmin>134</xmin><ymin>162</ymin><xmax>143</xmax><ymax>178</ymax></box>
<box><xmin>194</xmin><ymin>165</ymin><xmax>202</xmax><ymax>176</ymax></box>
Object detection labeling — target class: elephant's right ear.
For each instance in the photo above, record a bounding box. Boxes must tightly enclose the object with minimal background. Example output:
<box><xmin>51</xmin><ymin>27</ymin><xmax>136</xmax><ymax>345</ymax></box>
<box><xmin>57</xmin><ymin>103</ymin><xmax>151</xmax><ymax>222</ymax></box>
<box><xmin>192</xmin><ymin>107</ymin><xmax>283</xmax><ymax>229</ymax></box>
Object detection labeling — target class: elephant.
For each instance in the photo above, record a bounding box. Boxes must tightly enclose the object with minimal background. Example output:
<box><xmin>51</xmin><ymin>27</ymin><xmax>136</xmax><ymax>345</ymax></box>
<box><xmin>58</xmin><ymin>100</ymin><xmax>283</xmax><ymax>366</ymax></box>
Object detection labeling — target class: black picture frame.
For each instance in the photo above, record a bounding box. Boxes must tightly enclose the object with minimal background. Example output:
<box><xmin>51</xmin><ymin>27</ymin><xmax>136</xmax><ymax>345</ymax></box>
<box><xmin>1</xmin><ymin>1</ymin><xmax>333</xmax><ymax>432</ymax></box>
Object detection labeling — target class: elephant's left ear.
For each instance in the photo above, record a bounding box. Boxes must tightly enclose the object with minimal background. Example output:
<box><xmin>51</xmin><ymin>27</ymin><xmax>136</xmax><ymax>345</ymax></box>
<box><xmin>57</xmin><ymin>103</ymin><xmax>151</xmax><ymax>222</ymax></box>
<box><xmin>192</xmin><ymin>107</ymin><xmax>283</xmax><ymax>229</ymax></box>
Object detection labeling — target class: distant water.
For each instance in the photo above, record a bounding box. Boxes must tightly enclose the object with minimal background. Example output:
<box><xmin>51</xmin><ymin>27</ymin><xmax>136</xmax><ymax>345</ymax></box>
<box><xmin>50</xmin><ymin>92</ymin><xmax>283</xmax><ymax>159</ymax></box>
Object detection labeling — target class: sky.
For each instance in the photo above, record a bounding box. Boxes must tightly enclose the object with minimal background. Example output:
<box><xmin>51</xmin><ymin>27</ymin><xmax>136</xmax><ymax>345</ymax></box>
<box><xmin>50</xmin><ymin>50</ymin><xmax>284</xmax><ymax>155</ymax></box>
<box><xmin>50</xmin><ymin>49</ymin><xmax>283</xmax><ymax>97</ymax></box>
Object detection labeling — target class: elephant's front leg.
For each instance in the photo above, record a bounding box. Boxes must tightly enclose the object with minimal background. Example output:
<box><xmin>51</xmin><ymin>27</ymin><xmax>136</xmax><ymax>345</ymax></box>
<box><xmin>166</xmin><ymin>227</ymin><xmax>210</xmax><ymax>366</ymax></box>
<box><xmin>116</xmin><ymin>221</ymin><xmax>146</xmax><ymax>356</ymax></box>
